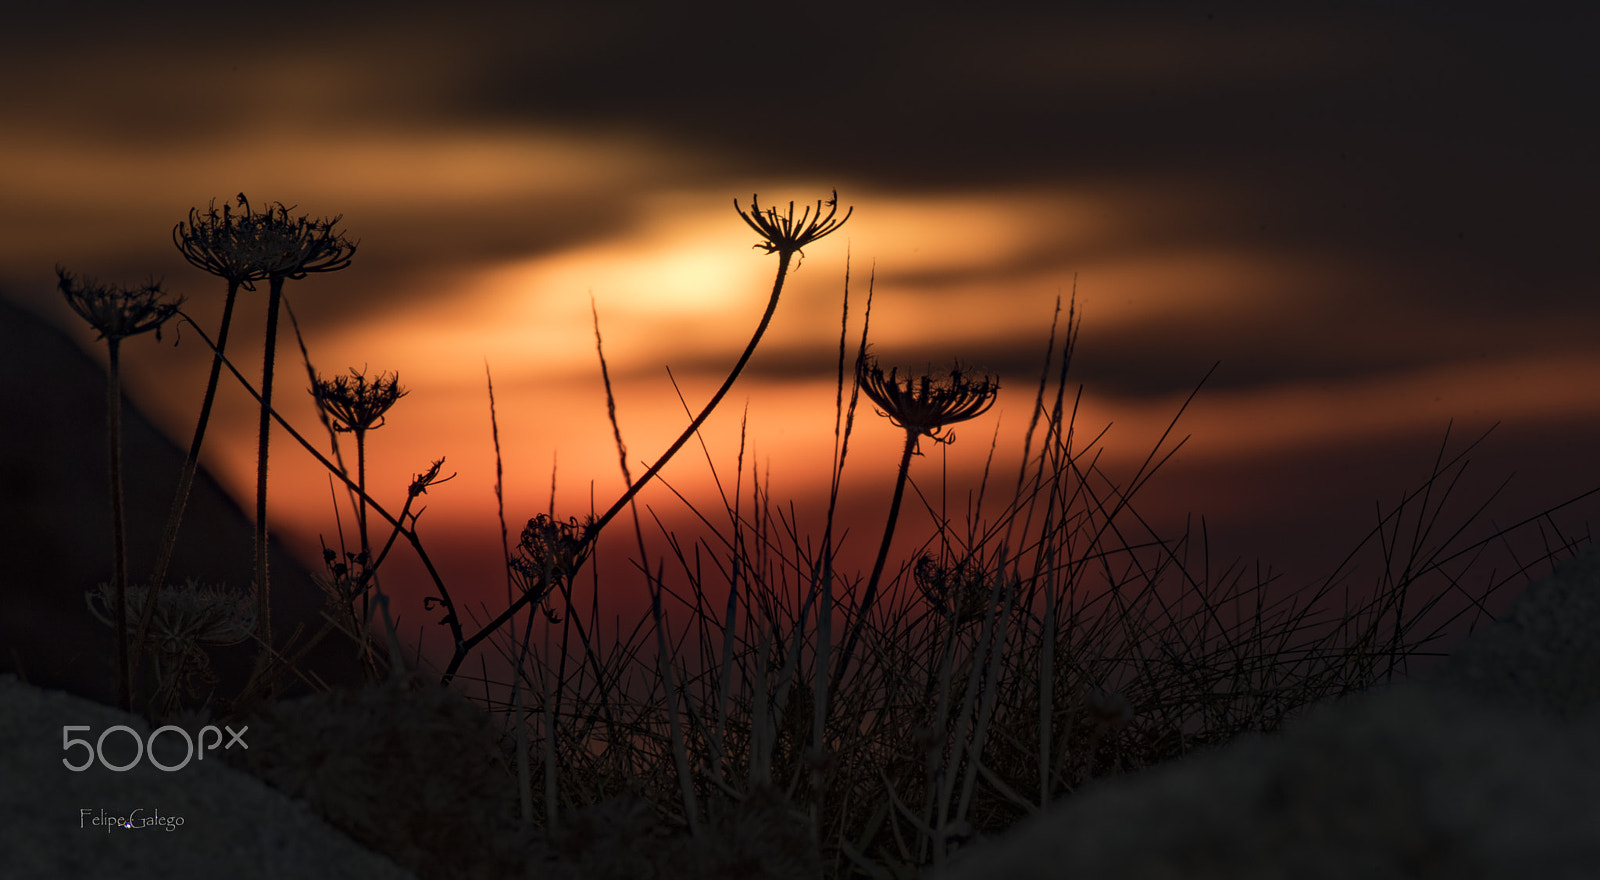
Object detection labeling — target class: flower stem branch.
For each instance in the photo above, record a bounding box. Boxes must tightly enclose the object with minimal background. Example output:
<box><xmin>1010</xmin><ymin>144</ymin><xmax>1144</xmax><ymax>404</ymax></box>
<box><xmin>830</xmin><ymin>427</ymin><xmax>918</xmax><ymax>697</ymax></box>
<box><xmin>830</xmin><ymin>354</ymin><xmax>999</xmax><ymax>693</ymax></box>
<box><xmin>104</xmin><ymin>337</ymin><xmax>131</xmax><ymax>710</ymax></box>
<box><xmin>440</xmin><ymin>191</ymin><xmax>850</xmax><ymax>683</ymax></box>
<box><xmin>132</xmin><ymin>279</ymin><xmax>241</xmax><ymax>688</ymax></box>
<box><xmin>252</xmin><ymin>276</ymin><xmax>285</xmax><ymax>658</ymax></box>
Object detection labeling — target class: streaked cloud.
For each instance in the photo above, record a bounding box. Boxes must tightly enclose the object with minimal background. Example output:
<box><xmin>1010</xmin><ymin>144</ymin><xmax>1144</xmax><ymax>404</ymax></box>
<box><xmin>4</xmin><ymin>1</ymin><xmax>1595</xmax><ymax>660</ymax></box>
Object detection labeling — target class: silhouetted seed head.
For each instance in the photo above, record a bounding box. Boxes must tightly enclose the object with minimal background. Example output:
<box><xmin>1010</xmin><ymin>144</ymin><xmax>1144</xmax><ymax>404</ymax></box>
<box><xmin>734</xmin><ymin>189</ymin><xmax>852</xmax><ymax>258</ymax></box>
<box><xmin>310</xmin><ymin>367</ymin><xmax>409</xmax><ymax>434</ymax></box>
<box><xmin>316</xmin><ymin>547</ymin><xmax>373</xmax><ymax>610</ymax></box>
<box><xmin>172</xmin><ymin>193</ymin><xmax>356</xmax><ymax>287</ymax></box>
<box><xmin>85</xmin><ymin>578</ymin><xmax>255</xmax><ymax>692</ymax></box>
<box><xmin>512</xmin><ymin>513</ymin><xmax>591</xmax><ymax>596</ymax></box>
<box><xmin>407</xmin><ymin>457</ymin><xmax>455</xmax><ymax>498</ymax></box>
<box><xmin>172</xmin><ymin>196</ymin><xmax>274</xmax><ymax>290</ymax></box>
<box><xmin>913</xmin><ymin>553</ymin><xmax>1002</xmax><ymax>626</ymax></box>
<box><xmin>858</xmin><ymin>353</ymin><xmax>999</xmax><ymax>451</ymax></box>
<box><xmin>55</xmin><ymin>268</ymin><xmax>183</xmax><ymax>342</ymax></box>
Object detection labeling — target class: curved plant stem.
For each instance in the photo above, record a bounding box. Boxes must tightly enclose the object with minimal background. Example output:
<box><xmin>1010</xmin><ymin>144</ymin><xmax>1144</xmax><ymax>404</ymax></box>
<box><xmin>104</xmin><ymin>337</ymin><xmax>132</xmax><ymax>712</ymax></box>
<box><xmin>131</xmin><ymin>279</ymin><xmax>241</xmax><ymax>685</ymax></box>
<box><xmin>443</xmin><ymin>250</ymin><xmax>797</xmax><ymax>682</ymax></box>
<box><xmin>584</xmin><ymin>249</ymin><xmax>794</xmax><ymax>554</ymax></box>
<box><xmin>252</xmin><ymin>275</ymin><xmax>286</xmax><ymax>668</ymax></box>
<box><xmin>830</xmin><ymin>427</ymin><xmax>918</xmax><ymax>697</ymax></box>
<box><xmin>354</xmin><ymin>425</ymin><xmax>371</xmax><ymax>626</ymax></box>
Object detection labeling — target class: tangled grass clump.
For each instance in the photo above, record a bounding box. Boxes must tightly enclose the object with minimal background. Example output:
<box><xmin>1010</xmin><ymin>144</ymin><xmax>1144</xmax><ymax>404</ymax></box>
<box><xmin>223</xmin><ymin>671</ymin><xmax>825</xmax><ymax>880</ymax></box>
<box><xmin>225</xmin><ymin>673</ymin><xmax>530</xmax><ymax>879</ymax></box>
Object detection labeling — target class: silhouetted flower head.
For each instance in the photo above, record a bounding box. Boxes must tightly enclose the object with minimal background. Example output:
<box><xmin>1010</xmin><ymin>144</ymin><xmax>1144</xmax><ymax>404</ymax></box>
<box><xmin>87</xmin><ymin>578</ymin><xmax>256</xmax><ymax>652</ymax></box>
<box><xmin>86</xmin><ymin>578</ymin><xmax>255</xmax><ymax>694</ymax></box>
<box><xmin>173</xmin><ymin>196</ymin><xmax>273</xmax><ymax>290</ymax></box>
<box><xmin>512</xmin><ymin>513</ymin><xmax>591</xmax><ymax>593</ymax></box>
<box><xmin>173</xmin><ymin>193</ymin><xmax>356</xmax><ymax>288</ymax></box>
<box><xmin>316</xmin><ymin>547</ymin><xmax>374</xmax><ymax>612</ymax></box>
<box><xmin>311</xmin><ymin>367</ymin><xmax>408</xmax><ymax>434</ymax></box>
<box><xmin>858</xmin><ymin>352</ymin><xmax>999</xmax><ymax>451</ymax></box>
<box><xmin>408</xmin><ymin>457</ymin><xmax>455</xmax><ymax>498</ymax></box>
<box><xmin>913</xmin><ymin>553</ymin><xmax>1004</xmax><ymax>627</ymax></box>
<box><xmin>735</xmin><ymin>189</ymin><xmax>852</xmax><ymax>258</ymax></box>
<box><xmin>56</xmin><ymin>267</ymin><xmax>183</xmax><ymax>342</ymax></box>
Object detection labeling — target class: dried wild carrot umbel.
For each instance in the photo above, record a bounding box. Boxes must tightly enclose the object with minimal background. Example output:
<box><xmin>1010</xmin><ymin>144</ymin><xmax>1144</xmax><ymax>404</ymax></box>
<box><xmin>310</xmin><ymin>367</ymin><xmax>408</xmax><ymax>632</ymax></box>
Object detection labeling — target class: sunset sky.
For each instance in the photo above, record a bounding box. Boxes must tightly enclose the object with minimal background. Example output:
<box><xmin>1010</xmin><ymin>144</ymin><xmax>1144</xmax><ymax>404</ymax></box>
<box><xmin>4</xmin><ymin>1</ymin><xmax>1597</xmax><ymax>668</ymax></box>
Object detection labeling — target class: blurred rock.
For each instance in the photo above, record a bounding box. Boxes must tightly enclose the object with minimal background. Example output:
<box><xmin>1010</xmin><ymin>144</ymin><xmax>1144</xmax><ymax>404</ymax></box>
<box><xmin>0</xmin><ymin>292</ymin><xmax>365</xmax><ymax>709</ymax></box>
<box><xmin>927</xmin><ymin>543</ymin><xmax>1600</xmax><ymax>880</ymax></box>
<box><xmin>0</xmin><ymin>673</ymin><xmax>414</xmax><ymax>879</ymax></box>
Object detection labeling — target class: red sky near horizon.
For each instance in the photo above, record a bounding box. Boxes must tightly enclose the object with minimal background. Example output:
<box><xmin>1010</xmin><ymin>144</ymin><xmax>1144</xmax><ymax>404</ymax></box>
<box><xmin>3</xmin><ymin>2</ymin><xmax>1597</xmax><ymax>674</ymax></box>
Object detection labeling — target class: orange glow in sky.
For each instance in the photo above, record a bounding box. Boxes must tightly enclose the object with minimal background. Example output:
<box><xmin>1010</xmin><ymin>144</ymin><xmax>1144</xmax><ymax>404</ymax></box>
<box><xmin>15</xmin><ymin>159</ymin><xmax>1600</xmax><ymax>664</ymax></box>
<box><xmin>4</xmin><ymin>4</ymin><xmax>1596</xmax><ymax>681</ymax></box>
